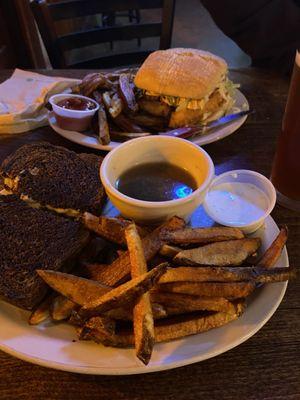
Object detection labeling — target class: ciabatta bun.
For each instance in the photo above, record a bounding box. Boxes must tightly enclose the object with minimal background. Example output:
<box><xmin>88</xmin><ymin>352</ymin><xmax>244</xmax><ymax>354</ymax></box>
<box><xmin>134</xmin><ymin>48</ymin><xmax>228</xmax><ymax>99</ymax></box>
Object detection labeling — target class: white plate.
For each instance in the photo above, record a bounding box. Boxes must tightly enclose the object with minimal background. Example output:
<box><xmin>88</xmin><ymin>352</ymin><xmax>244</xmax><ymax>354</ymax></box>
<box><xmin>48</xmin><ymin>89</ymin><xmax>249</xmax><ymax>151</ymax></box>
<box><xmin>0</xmin><ymin>207</ymin><xmax>288</xmax><ymax>375</ymax></box>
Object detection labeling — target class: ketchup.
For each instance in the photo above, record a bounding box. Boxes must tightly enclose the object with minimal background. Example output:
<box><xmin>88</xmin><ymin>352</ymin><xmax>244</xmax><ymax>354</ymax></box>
<box><xmin>57</xmin><ymin>97</ymin><xmax>96</xmax><ymax>111</ymax></box>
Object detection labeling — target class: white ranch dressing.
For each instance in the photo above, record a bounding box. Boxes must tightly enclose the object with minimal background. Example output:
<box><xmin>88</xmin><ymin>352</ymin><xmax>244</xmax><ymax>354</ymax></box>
<box><xmin>205</xmin><ymin>182</ymin><xmax>269</xmax><ymax>225</ymax></box>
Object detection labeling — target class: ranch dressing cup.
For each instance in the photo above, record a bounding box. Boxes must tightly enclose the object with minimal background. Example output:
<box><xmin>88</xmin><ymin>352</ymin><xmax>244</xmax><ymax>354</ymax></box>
<box><xmin>203</xmin><ymin>170</ymin><xmax>276</xmax><ymax>234</ymax></box>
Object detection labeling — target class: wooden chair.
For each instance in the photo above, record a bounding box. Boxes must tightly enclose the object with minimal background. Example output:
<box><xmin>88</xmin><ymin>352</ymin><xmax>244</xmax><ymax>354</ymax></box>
<box><xmin>31</xmin><ymin>0</ymin><xmax>176</xmax><ymax>68</ymax></box>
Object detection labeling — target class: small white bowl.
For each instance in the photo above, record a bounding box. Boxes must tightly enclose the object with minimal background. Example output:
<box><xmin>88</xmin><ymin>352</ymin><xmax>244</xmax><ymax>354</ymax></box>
<box><xmin>100</xmin><ymin>136</ymin><xmax>215</xmax><ymax>224</ymax></box>
<box><xmin>49</xmin><ymin>93</ymin><xmax>99</xmax><ymax>131</ymax></box>
<box><xmin>203</xmin><ymin>169</ymin><xmax>276</xmax><ymax>234</ymax></box>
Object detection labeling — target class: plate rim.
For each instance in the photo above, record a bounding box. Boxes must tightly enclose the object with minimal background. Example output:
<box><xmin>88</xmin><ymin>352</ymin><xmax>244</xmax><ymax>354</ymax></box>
<box><xmin>48</xmin><ymin>89</ymin><xmax>249</xmax><ymax>151</ymax></box>
<box><xmin>0</xmin><ymin>216</ymin><xmax>288</xmax><ymax>375</ymax></box>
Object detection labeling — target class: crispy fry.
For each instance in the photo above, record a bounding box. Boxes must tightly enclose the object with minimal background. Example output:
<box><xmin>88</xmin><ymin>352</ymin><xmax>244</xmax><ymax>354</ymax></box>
<box><xmin>104</xmin><ymin>302</ymin><xmax>167</xmax><ymax>321</ymax></box>
<box><xmin>129</xmin><ymin>114</ymin><xmax>166</xmax><ymax>129</ymax></box>
<box><xmin>257</xmin><ymin>226</ymin><xmax>288</xmax><ymax>268</ymax></box>
<box><xmin>79</xmin><ymin>316</ymin><xmax>116</xmax><ymax>345</ymax></box>
<box><xmin>113</xmin><ymin>113</ymin><xmax>144</xmax><ymax>133</ymax></box>
<box><xmin>82</xmin><ymin>213</ymin><xmax>147</xmax><ymax>246</ymax></box>
<box><xmin>151</xmin><ymin>292</ymin><xmax>237</xmax><ymax>315</ymax></box>
<box><xmin>28</xmin><ymin>293</ymin><xmax>55</xmax><ymax>325</ymax></box>
<box><xmin>110</xmin><ymin>130</ymin><xmax>151</xmax><ymax>141</ymax></box>
<box><xmin>80</xmin><ymin>308</ymin><xmax>243</xmax><ymax>347</ymax></box>
<box><xmin>159</xmin><ymin>244</ymin><xmax>181</xmax><ymax>258</ymax></box>
<box><xmin>51</xmin><ymin>295</ymin><xmax>77</xmax><ymax>321</ymax></box>
<box><xmin>93</xmin><ymin>216</ymin><xmax>185</xmax><ymax>286</ymax></box>
<box><xmin>103</xmin><ymin>92</ymin><xmax>123</xmax><ymax>118</ymax></box>
<box><xmin>157</xmin><ymin>281</ymin><xmax>256</xmax><ymax>299</ymax></box>
<box><xmin>79</xmin><ymin>263</ymin><xmax>168</xmax><ymax>319</ymax></box>
<box><xmin>98</xmin><ymin>104</ymin><xmax>110</xmax><ymax>145</ymax></box>
<box><xmin>174</xmin><ymin>238</ymin><xmax>261</xmax><ymax>266</ymax></box>
<box><xmin>126</xmin><ymin>223</ymin><xmax>154</xmax><ymax>365</ymax></box>
<box><xmin>161</xmin><ymin>227</ymin><xmax>244</xmax><ymax>245</ymax></box>
<box><xmin>119</xmin><ymin>73</ymin><xmax>138</xmax><ymax>113</ymax></box>
<box><xmin>158</xmin><ymin>266</ymin><xmax>294</xmax><ymax>284</ymax></box>
<box><xmin>37</xmin><ymin>270</ymin><xmax>111</xmax><ymax>306</ymax></box>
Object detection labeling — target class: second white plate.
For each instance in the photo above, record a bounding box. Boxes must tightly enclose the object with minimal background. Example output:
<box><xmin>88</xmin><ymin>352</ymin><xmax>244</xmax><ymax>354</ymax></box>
<box><xmin>48</xmin><ymin>89</ymin><xmax>249</xmax><ymax>151</ymax></box>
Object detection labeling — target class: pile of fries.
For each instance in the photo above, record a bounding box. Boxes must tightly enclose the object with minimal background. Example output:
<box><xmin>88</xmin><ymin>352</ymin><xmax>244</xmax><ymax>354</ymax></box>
<box><xmin>31</xmin><ymin>214</ymin><xmax>294</xmax><ymax>365</ymax></box>
<box><xmin>71</xmin><ymin>70</ymin><xmax>202</xmax><ymax>145</ymax></box>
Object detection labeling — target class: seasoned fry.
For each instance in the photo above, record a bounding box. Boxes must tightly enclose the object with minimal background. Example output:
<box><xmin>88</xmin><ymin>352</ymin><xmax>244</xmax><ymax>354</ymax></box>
<box><xmin>157</xmin><ymin>282</ymin><xmax>256</xmax><ymax>299</ymax></box>
<box><xmin>257</xmin><ymin>226</ymin><xmax>288</xmax><ymax>268</ymax></box>
<box><xmin>126</xmin><ymin>223</ymin><xmax>154</xmax><ymax>365</ymax></box>
<box><xmin>119</xmin><ymin>73</ymin><xmax>138</xmax><ymax>113</ymax></box>
<box><xmin>37</xmin><ymin>270</ymin><xmax>111</xmax><ymax>306</ymax></box>
<box><xmin>151</xmin><ymin>292</ymin><xmax>237</xmax><ymax>315</ymax></box>
<box><xmin>80</xmin><ymin>309</ymin><xmax>243</xmax><ymax>347</ymax></box>
<box><xmin>104</xmin><ymin>302</ymin><xmax>167</xmax><ymax>321</ymax></box>
<box><xmin>51</xmin><ymin>295</ymin><xmax>77</xmax><ymax>321</ymax></box>
<box><xmin>79</xmin><ymin>316</ymin><xmax>116</xmax><ymax>345</ymax></box>
<box><xmin>93</xmin><ymin>216</ymin><xmax>185</xmax><ymax>286</ymax></box>
<box><xmin>28</xmin><ymin>293</ymin><xmax>55</xmax><ymax>325</ymax></box>
<box><xmin>159</xmin><ymin>244</ymin><xmax>181</xmax><ymax>258</ymax></box>
<box><xmin>161</xmin><ymin>227</ymin><xmax>244</xmax><ymax>245</ymax></box>
<box><xmin>113</xmin><ymin>113</ymin><xmax>144</xmax><ymax>133</ymax></box>
<box><xmin>174</xmin><ymin>238</ymin><xmax>261</xmax><ymax>266</ymax></box>
<box><xmin>82</xmin><ymin>212</ymin><xmax>147</xmax><ymax>245</ymax></box>
<box><xmin>129</xmin><ymin>114</ymin><xmax>166</xmax><ymax>129</ymax></box>
<box><xmin>98</xmin><ymin>104</ymin><xmax>110</xmax><ymax>145</ymax></box>
<box><xmin>79</xmin><ymin>263</ymin><xmax>168</xmax><ymax>318</ymax></box>
<box><xmin>110</xmin><ymin>131</ymin><xmax>151</xmax><ymax>141</ymax></box>
<box><xmin>158</xmin><ymin>266</ymin><xmax>295</xmax><ymax>284</ymax></box>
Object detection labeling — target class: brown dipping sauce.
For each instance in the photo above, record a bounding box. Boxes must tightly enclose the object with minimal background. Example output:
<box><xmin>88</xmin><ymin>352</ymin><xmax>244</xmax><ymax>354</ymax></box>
<box><xmin>57</xmin><ymin>97</ymin><xmax>96</xmax><ymax>111</ymax></box>
<box><xmin>116</xmin><ymin>162</ymin><xmax>197</xmax><ymax>202</ymax></box>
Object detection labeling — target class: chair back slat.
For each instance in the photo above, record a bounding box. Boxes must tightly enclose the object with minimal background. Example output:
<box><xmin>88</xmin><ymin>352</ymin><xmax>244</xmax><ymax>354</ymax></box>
<box><xmin>31</xmin><ymin>0</ymin><xmax>175</xmax><ymax>68</ymax></box>
<box><xmin>49</xmin><ymin>0</ymin><xmax>163</xmax><ymax>21</ymax></box>
<box><xmin>58</xmin><ymin>23</ymin><xmax>161</xmax><ymax>51</ymax></box>
<box><xmin>71</xmin><ymin>51</ymin><xmax>152</xmax><ymax>69</ymax></box>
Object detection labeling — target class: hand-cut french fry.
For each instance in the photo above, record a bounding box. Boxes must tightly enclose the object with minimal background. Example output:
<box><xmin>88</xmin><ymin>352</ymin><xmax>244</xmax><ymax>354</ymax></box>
<box><xmin>151</xmin><ymin>291</ymin><xmax>237</xmax><ymax>315</ymax></box>
<box><xmin>161</xmin><ymin>227</ymin><xmax>244</xmax><ymax>245</ymax></box>
<box><xmin>97</xmin><ymin>104</ymin><xmax>110</xmax><ymax>145</ymax></box>
<box><xmin>92</xmin><ymin>216</ymin><xmax>185</xmax><ymax>286</ymax></box>
<box><xmin>126</xmin><ymin>223</ymin><xmax>154</xmax><ymax>365</ymax></box>
<box><xmin>79</xmin><ymin>263</ymin><xmax>168</xmax><ymax>319</ymax></box>
<box><xmin>158</xmin><ymin>266</ymin><xmax>294</xmax><ymax>284</ymax></box>
<box><xmin>129</xmin><ymin>114</ymin><xmax>166</xmax><ymax>129</ymax></box>
<box><xmin>104</xmin><ymin>302</ymin><xmax>167</xmax><ymax>321</ymax></box>
<box><xmin>79</xmin><ymin>316</ymin><xmax>116</xmax><ymax>345</ymax></box>
<box><xmin>257</xmin><ymin>226</ymin><xmax>288</xmax><ymax>268</ymax></box>
<box><xmin>82</xmin><ymin>213</ymin><xmax>148</xmax><ymax>246</ymax></box>
<box><xmin>113</xmin><ymin>113</ymin><xmax>144</xmax><ymax>133</ymax></box>
<box><xmin>154</xmin><ymin>307</ymin><xmax>243</xmax><ymax>343</ymax></box>
<box><xmin>157</xmin><ymin>281</ymin><xmax>256</xmax><ymax>299</ymax></box>
<box><xmin>119</xmin><ymin>73</ymin><xmax>138</xmax><ymax>113</ymax></box>
<box><xmin>174</xmin><ymin>238</ymin><xmax>261</xmax><ymax>266</ymax></box>
<box><xmin>159</xmin><ymin>244</ymin><xmax>181</xmax><ymax>258</ymax></box>
<box><xmin>51</xmin><ymin>295</ymin><xmax>77</xmax><ymax>321</ymax></box>
<box><xmin>79</xmin><ymin>308</ymin><xmax>243</xmax><ymax>347</ymax></box>
<box><xmin>37</xmin><ymin>270</ymin><xmax>111</xmax><ymax>306</ymax></box>
<box><xmin>28</xmin><ymin>293</ymin><xmax>55</xmax><ymax>325</ymax></box>
<box><xmin>110</xmin><ymin>130</ymin><xmax>151</xmax><ymax>141</ymax></box>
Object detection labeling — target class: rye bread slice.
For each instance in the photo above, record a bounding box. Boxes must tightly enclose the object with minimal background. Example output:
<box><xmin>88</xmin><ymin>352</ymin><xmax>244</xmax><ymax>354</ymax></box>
<box><xmin>0</xmin><ymin>142</ymin><xmax>106</xmax><ymax>216</ymax></box>
<box><xmin>0</xmin><ymin>195</ymin><xmax>90</xmax><ymax>310</ymax></box>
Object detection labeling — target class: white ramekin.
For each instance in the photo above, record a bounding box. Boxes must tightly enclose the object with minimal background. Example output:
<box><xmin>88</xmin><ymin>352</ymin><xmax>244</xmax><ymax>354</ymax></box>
<box><xmin>203</xmin><ymin>169</ymin><xmax>276</xmax><ymax>234</ymax></box>
<box><xmin>100</xmin><ymin>136</ymin><xmax>215</xmax><ymax>224</ymax></box>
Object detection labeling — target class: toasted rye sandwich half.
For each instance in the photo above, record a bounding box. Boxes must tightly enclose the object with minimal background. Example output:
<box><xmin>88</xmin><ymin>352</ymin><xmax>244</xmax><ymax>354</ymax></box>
<box><xmin>0</xmin><ymin>195</ymin><xmax>90</xmax><ymax>310</ymax></box>
<box><xmin>0</xmin><ymin>142</ymin><xmax>106</xmax><ymax>217</ymax></box>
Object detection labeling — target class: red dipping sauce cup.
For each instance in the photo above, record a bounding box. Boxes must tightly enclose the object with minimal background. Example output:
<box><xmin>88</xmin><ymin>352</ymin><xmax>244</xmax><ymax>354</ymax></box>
<box><xmin>49</xmin><ymin>94</ymin><xmax>99</xmax><ymax>132</ymax></box>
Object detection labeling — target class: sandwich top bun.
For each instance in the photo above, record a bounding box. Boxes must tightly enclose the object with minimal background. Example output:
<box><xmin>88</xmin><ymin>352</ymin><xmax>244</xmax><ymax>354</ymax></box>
<box><xmin>134</xmin><ymin>48</ymin><xmax>228</xmax><ymax>99</ymax></box>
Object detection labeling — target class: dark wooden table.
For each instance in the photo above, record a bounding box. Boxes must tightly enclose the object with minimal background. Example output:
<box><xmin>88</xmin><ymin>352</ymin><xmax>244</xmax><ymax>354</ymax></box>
<box><xmin>0</xmin><ymin>69</ymin><xmax>299</xmax><ymax>400</ymax></box>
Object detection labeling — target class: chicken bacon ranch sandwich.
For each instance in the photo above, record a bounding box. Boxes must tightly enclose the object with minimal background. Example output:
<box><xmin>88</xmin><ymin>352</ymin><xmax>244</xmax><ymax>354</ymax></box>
<box><xmin>134</xmin><ymin>48</ymin><xmax>238</xmax><ymax>128</ymax></box>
